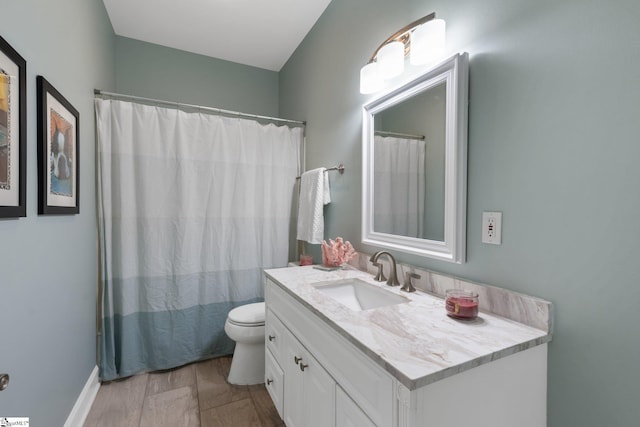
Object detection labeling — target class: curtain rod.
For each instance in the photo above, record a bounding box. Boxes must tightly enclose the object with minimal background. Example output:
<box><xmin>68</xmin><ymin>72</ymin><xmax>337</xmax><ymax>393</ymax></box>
<box><xmin>94</xmin><ymin>89</ymin><xmax>306</xmax><ymax>127</ymax></box>
<box><xmin>375</xmin><ymin>130</ymin><xmax>425</xmax><ymax>141</ymax></box>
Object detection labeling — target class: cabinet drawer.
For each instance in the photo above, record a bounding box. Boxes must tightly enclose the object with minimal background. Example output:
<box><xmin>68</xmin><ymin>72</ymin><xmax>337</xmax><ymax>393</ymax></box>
<box><xmin>265</xmin><ymin>349</ymin><xmax>284</xmax><ymax>419</ymax></box>
<box><xmin>266</xmin><ymin>309</ymin><xmax>286</xmax><ymax>362</ymax></box>
<box><xmin>266</xmin><ymin>279</ymin><xmax>394</xmax><ymax>427</ymax></box>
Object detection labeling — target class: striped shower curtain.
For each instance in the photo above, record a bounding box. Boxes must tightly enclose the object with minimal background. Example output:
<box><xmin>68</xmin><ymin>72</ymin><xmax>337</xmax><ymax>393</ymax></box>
<box><xmin>95</xmin><ymin>99</ymin><xmax>301</xmax><ymax>380</ymax></box>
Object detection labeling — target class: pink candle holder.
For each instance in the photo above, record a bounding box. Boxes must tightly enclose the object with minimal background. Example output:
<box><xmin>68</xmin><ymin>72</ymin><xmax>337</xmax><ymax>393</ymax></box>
<box><xmin>445</xmin><ymin>289</ymin><xmax>479</xmax><ymax>320</ymax></box>
<box><xmin>299</xmin><ymin>254</ymin><xmax>313</xmax><ymax>266</ymax></box>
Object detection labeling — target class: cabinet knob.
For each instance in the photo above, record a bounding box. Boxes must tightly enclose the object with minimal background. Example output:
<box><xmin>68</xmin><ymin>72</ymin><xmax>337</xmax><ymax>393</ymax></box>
<box><xmin>268</xmin><ymin>335</ymin><xmax>276</xmax><ymax>342</ymax></box>
<box><xmin>294</xmin><ymin>356</ymin><xmax>302</xmax><ymax>365</ymax></box>
<box><xmin>266</xmin><ymin>378</ymin><xmax>273</xmax><ymax>385</ymax></box>
<box><xmin>299</xmin><ymin>363</ymin><xmax>309</xmax><ymax>372</ymax></box>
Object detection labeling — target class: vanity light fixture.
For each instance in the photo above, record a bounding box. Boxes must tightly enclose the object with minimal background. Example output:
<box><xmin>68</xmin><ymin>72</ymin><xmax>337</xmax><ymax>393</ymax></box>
<box><xmin>360</xmin><ymin>13</ymin><xmax>446</xmax><ymax>94</ymax></box>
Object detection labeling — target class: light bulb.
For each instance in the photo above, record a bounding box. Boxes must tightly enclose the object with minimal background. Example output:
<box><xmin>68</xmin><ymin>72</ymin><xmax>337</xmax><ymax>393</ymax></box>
<box><xmin>360</xmin><ymin>62</ymin><xmax>383</xmax><ymax>94</ymax></box>
<box><xmin>410</xmin><ymin>19</ymin><xmax>446</xmax><ymax>66</ymax></box>
<box><xmin>377</xmin><ymin>41</ymin><xmax>405</xmax><ymax>79</ymax></box>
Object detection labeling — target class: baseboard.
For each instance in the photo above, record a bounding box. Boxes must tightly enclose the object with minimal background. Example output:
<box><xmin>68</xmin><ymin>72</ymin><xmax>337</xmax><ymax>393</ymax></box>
<box><xmin>64</xmin><ymin>366</ymin><xmax>101</xmax><ymax>427</ymax></box>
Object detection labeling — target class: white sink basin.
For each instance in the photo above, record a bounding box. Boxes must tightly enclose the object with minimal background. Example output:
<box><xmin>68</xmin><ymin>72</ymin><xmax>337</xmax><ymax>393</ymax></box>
<box><xmin>312</xmin><ymin>278</ymin><xmax>408</xmax><ymax>311</ymax></box>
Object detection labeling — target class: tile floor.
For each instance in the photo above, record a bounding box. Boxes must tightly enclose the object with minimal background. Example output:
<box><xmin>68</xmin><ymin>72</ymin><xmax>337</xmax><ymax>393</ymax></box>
<box><xmin>83</xmin><ymin>356</ymin><xmax>284</xmax><ymax>427</ymax></box>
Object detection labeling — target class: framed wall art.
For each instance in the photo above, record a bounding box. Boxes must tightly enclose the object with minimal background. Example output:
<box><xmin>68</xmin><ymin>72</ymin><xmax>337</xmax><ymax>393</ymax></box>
<box><xmin>37</xmin><ymin>76</ymin><xmax>79</xmax><ymax>215</ymax></box>
<box><xmin>0</xmin><ymin>35</ymin><xmax>27</xmax><ymax>218</ymax></box>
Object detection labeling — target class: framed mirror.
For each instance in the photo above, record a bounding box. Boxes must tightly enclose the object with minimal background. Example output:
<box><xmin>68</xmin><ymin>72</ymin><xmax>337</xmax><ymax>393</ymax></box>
<box><xmin>362</xmin><ymin>52</ymin><xmax>469</xmax><ymax>263</ymax></box>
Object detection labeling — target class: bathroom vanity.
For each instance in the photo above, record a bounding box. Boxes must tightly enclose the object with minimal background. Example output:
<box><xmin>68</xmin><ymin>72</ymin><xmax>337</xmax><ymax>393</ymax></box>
<box><xmin>263</xmin><ymin>265</ymin><xmax>552</xmax><ymax>427</ymax></box>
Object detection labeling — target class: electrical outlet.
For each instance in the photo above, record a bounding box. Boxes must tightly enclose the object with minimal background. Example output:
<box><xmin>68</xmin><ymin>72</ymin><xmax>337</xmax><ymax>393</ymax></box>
<box><xmin>482</xmin><ymin>211</ymin><xmax>502</xmax><ymax>245</ymax></box>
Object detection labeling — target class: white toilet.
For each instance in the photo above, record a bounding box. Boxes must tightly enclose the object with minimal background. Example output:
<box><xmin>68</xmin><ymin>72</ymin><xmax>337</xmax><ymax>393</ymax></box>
<box><xmin>224</xmin><ymin>302</ymin><xmax>266</xmax><ymax>385</ymax></box>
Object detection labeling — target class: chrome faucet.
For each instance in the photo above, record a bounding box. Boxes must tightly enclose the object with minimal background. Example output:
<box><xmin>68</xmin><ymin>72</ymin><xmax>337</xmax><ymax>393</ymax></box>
<box><xmin>369</xmin><ymin>251</ymin><xmax>400</xmax><ymax>286</ymax></box>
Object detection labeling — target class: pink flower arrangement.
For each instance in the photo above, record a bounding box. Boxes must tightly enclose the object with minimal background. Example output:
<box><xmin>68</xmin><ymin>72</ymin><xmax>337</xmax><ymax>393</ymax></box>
<box><xmin>321</xmin><ymin>237</ymin><xmax>357</xmax><ymax>267</ymax></box>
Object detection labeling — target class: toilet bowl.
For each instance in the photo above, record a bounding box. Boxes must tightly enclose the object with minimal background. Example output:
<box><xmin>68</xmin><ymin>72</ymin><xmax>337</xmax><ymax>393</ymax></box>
<box><xmin>224</xmin><ymin>302</ymin><xmax>266</xmax><ymax>385</ymax></box>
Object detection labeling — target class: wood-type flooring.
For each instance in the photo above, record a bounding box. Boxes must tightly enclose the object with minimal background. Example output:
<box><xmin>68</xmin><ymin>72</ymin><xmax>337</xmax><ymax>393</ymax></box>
<box><xmin>83</xmin><ymin>356</ymin><xmax>284</xmax><ymax>427</ymax></box>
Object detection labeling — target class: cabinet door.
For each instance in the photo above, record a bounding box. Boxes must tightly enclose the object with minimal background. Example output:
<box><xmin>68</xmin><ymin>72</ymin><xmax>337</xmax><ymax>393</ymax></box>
<box><xmin>301</xmin><ymin>347</ymin><xmax>336</xmax><ymax>427</ymax></box>
<box><xmin>336</xmin><ymin>386</ymin><xmax>376</xmax><ymax>427</ymax></box>
<box><xmin>283</xmin><ymin>327</ymin><xmax>336</xmax><ymax>427</ymax></box>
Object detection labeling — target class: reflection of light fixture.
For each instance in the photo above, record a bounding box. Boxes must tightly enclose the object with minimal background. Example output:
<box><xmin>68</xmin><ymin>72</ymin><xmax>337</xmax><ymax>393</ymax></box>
<box><xmin>360</xmin><ymin>13</ymin><xmax>446</xmax><ymax>94</ymax></box>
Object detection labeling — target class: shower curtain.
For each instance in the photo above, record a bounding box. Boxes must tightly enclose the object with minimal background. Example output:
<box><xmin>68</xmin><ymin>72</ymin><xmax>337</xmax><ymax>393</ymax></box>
<box><xmin>374</xmin><ymin>135</ymin><xmax>426</xmax><ymax>238</ymax></box>
<box><xmin>95</xmin><ymin>99</ymin><xmax>301</xmax><ymax>381</ymax></box>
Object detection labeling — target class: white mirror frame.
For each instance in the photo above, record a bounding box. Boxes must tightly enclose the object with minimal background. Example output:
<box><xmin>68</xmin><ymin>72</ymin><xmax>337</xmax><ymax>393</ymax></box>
<box><xmin>362</xmin><ymin>52</ymin><xmax>469</xmax><ymax>263</ymax></box>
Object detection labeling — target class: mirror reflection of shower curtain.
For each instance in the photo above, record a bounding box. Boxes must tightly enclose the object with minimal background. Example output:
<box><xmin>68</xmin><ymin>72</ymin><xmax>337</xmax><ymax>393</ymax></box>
<box><xmin>95</xmin><ymin>99</ymin><xmax>301</xmax><ymax>381</ymax></box>
<box><xmin>374</xmin><ymin>135</ymin><xmax>426</xmax><ymax>238</ymax></box>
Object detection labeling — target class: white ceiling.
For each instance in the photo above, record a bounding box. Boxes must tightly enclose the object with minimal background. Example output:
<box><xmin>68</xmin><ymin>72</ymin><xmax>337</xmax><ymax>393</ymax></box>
<box><xmin>102</xmin><ymin>0</ymin><xmax>332</xmax><ymax>72</ymax></box>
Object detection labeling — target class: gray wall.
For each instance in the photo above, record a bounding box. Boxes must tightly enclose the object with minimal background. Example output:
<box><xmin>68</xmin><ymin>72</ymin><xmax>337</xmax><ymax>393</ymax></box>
<box><xmin>0</xmin><ymin>0</ymin><xmax>115</xmax><ymax>424</ymax></box>
<box><xmin>280</xmin><ymin>0</ymin><xmax>640</xmax><ymax>425</ymax></box>
<box><xmin>115</xmin><ymin>36</ymin><xmax>279</xmax><ymax>116</ymax></box>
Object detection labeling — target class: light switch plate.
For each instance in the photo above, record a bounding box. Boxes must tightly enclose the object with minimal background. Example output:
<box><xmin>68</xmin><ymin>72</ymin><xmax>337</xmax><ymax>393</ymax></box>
<box><xmin>482</xmin><ymin>211</ymin><xmax>502</xmax><ymax>245</ymax></box>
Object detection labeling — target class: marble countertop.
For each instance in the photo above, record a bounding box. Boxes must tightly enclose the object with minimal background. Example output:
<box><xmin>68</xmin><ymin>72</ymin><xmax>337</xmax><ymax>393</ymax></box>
<box><xmin>264</xmin><ymin>265</ymin><xmax>552</xmax><ymax>390</ymax></box>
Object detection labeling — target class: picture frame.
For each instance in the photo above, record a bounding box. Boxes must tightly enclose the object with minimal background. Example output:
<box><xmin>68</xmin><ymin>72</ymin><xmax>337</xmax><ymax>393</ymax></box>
<box><xmin>37</xmin><ymin>76</ymin><xmax>79</xmax><ymax>215</ymax></box>
<box><xmin>0</xmin><ymin>35</ymin><xmax>27</xmax><ymax>218</ymax></box>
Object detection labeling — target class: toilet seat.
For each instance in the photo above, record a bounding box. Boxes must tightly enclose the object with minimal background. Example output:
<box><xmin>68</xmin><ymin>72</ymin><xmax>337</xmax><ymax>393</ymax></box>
<box><xmin>227</xmin><ymin>302</ymin><xmax>265</xmax><ymax>327</ymax></box>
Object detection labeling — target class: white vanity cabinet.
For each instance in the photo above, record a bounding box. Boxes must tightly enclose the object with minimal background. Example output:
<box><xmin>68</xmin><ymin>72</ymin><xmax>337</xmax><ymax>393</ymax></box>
<box><xmin>264</xmin><ymin>271</ymin><xmax>550</xmax><ymax>427</ymax></box>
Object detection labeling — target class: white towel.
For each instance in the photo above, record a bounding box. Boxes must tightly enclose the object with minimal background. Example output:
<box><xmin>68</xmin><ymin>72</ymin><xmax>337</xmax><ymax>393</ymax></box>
<box><xmin>296</xmin><ymin>168</ymin><xmax>331</xmax><ymax>244</ymax></box>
